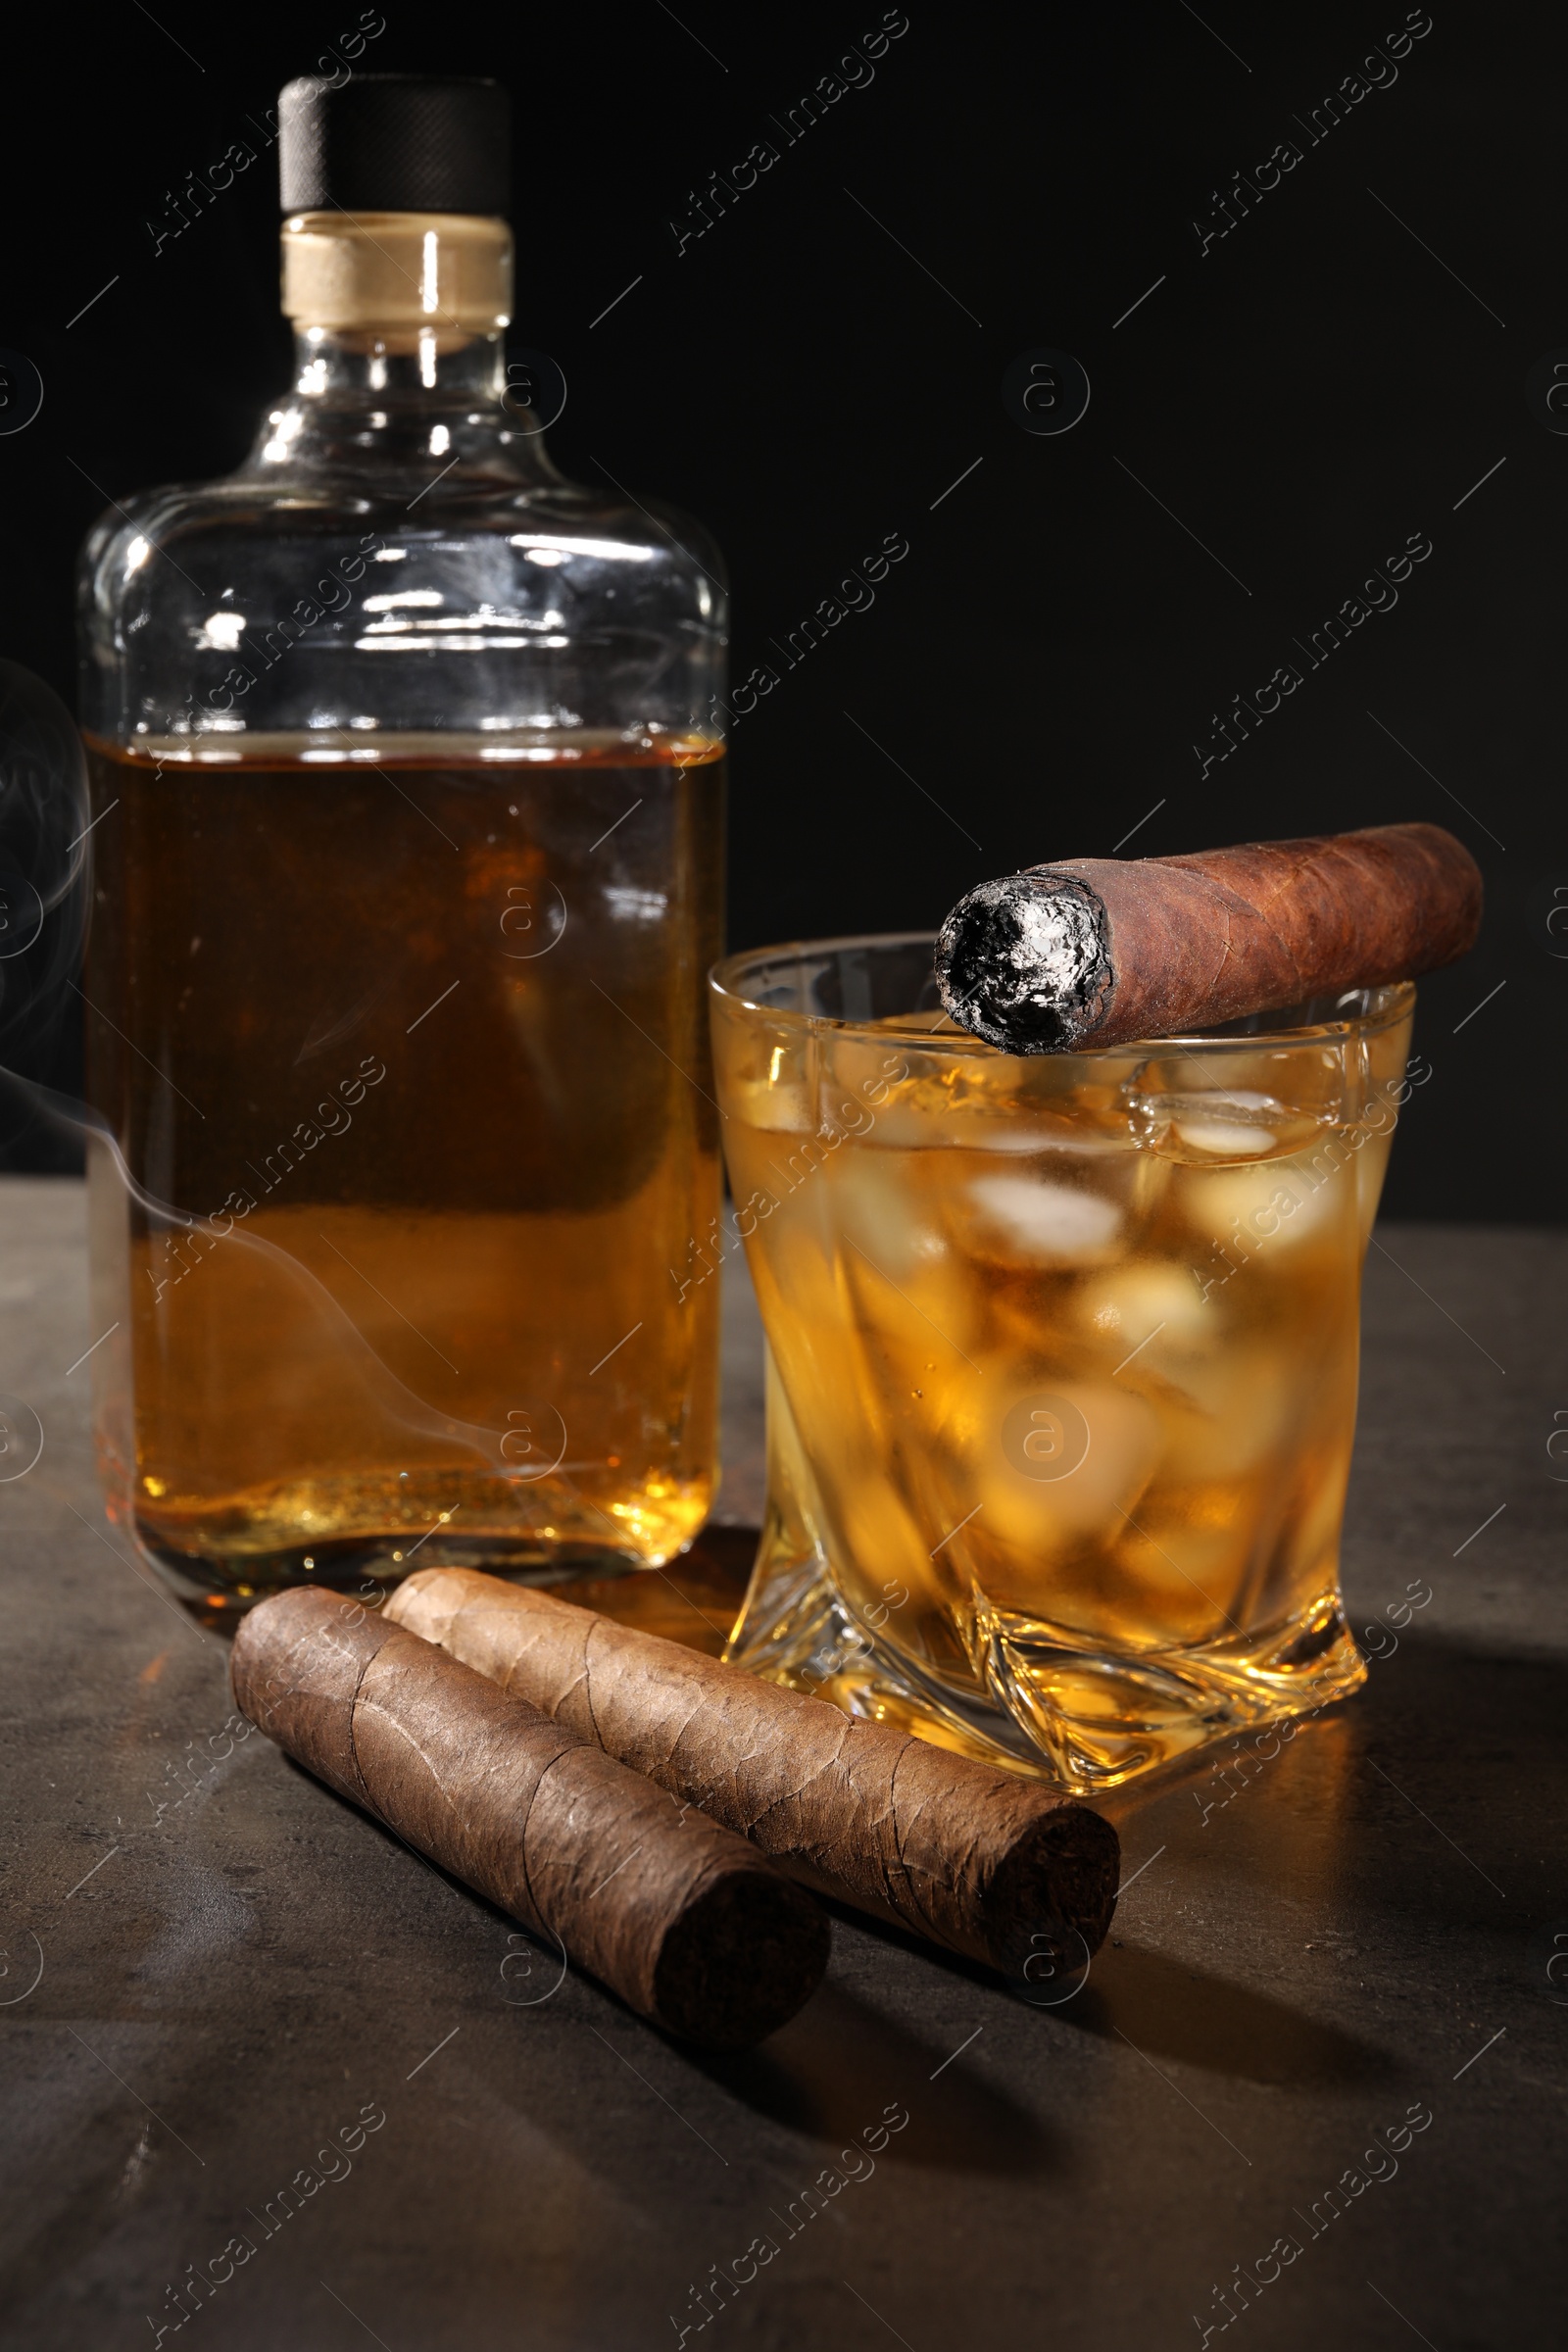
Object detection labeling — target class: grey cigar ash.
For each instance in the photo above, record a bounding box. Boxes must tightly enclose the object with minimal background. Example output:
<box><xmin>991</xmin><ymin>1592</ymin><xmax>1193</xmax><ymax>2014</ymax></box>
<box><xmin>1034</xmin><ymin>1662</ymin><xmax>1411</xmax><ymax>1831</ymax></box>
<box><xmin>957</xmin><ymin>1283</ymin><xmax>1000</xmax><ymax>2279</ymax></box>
<box><xmin>935</xmin><ymin>870</ymin><xmax>1113</xmax><ymax>1054</ymax></box>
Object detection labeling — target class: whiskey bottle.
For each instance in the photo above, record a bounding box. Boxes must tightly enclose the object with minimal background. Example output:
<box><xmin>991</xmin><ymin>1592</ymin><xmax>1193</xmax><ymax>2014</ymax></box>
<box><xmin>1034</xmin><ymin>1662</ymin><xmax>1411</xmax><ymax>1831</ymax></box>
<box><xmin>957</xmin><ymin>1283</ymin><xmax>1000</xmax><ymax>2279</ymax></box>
<box><xmin>77</xmin><ymin>74</ymin><xmax>727</xmax><ymax>1614</ymax></box>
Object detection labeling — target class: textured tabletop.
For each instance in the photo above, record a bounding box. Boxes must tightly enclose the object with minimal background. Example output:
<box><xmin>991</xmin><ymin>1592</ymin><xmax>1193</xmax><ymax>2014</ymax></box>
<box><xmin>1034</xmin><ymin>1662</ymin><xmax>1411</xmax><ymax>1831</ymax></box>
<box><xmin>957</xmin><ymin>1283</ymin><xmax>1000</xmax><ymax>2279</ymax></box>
<box><xmin>0</xmin><ymin>1177</ymin><xmax>1562</xmax><ymax>2351</ymax></box>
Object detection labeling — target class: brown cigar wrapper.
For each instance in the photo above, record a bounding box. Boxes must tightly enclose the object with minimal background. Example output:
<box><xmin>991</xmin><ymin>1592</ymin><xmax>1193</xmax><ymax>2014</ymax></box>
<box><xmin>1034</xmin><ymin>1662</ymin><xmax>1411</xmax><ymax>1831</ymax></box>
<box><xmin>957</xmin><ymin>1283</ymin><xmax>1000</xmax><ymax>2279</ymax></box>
<box><xmin>1069</xmin><ymin>823</ymin><xmax>1480</xmax><ymax>1046</ymax></box>
<box><xmin>231</xmin><ymin>1587</ymin><xmax>829</xmax><ymax>2048</ymax></box>
<box><xmin>938</xmin><ymin>821</ymin><xmax>1482</xmax><ymax>1051</ymax></box>
<box><xmin>385</xmin><ymin>1569</ymin><xmax>1120</xmax><ymax>1976</ymax></box>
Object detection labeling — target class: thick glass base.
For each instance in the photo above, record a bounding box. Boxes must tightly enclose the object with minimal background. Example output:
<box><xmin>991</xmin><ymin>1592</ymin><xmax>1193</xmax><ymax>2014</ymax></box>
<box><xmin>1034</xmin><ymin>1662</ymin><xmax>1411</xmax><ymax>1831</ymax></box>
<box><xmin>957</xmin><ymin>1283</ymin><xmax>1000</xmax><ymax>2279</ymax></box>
<box><xmin>726</xmin><ymin>1537</ymin><xmax>1368</xmax><ymax>1794</ymax></box>
<box><xmin>110</xmin><ymin>1459</ymin><xmax>712</xmax><ymax>1625</ymax></box>
<box><xmin>137</xmin><ymin>1525</ymin><xmax>654</xmax><ymax>1627</ymax></box>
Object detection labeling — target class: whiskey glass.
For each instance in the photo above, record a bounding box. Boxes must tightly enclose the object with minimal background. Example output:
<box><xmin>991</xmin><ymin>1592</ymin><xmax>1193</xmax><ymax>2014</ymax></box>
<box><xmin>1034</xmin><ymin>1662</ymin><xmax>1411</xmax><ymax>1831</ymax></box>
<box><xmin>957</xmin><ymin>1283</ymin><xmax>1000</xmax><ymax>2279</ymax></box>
<box><xmin>711</xmin><ymin>933</ymin><xmax>1414</xmax><ymax>1792</ymax></box>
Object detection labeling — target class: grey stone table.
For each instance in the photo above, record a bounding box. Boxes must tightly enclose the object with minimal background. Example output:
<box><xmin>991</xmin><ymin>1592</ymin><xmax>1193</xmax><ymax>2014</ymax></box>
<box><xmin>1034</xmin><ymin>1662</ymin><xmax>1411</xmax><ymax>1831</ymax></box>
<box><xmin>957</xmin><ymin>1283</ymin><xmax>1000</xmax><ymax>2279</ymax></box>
<box><xmin>0</xmin><ymin>1178</ymin><xmax>1563</xmax><ymax>2351</ymax></box>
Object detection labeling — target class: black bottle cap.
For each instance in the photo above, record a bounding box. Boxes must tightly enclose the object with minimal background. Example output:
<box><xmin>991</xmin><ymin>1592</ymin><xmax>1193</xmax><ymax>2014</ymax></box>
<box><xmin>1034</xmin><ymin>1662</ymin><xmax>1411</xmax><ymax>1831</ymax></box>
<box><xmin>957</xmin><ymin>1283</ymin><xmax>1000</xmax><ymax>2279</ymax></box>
<box><xmin>279</xmin><ymin>74</ymin><xmax>511</xmax><ymax>215</ymax></box>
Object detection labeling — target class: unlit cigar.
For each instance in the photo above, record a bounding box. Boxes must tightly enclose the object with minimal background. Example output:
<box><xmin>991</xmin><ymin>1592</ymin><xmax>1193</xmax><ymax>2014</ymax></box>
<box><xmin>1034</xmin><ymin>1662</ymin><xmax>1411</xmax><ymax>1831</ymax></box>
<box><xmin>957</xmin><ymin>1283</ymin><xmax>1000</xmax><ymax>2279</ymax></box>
<box><xmin>230</xmin><ymin>1588</ymin><xmax>829</xmax><ymax>2048</ymax></box>
<box><xmin>935</xmin><ymin>820</ymin><xmax>1482</xmax><ymax>1054</ymax></box>
<box><xmin>385</xmin><ymin>1568</ymin><xmax>1120</xmax><ymax>1976</ymax></box>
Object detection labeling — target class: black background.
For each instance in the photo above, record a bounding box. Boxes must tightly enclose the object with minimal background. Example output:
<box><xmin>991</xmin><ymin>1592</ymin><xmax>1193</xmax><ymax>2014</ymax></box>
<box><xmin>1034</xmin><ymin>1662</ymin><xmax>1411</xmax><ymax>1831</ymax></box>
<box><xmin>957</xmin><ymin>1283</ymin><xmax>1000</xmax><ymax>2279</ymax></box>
<box><xmin>3</xmin><ymin>0</ymin><xmax>1562</xmax><ymax>1217</ymax></box>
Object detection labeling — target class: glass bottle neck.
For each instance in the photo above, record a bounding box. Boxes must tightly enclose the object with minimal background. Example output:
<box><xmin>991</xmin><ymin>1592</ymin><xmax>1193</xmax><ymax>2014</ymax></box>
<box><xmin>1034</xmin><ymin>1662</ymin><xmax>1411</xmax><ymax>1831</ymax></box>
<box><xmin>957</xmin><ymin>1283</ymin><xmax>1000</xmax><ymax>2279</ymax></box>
<box><xmin>290</xmin><ymin>327</ymin><xmax>508</xmax><ymax>406</ymax></box>
<box><xmin>251</xmin><ymin>327</ymin><xmax>558</xmax><ymax>485</ymax></box>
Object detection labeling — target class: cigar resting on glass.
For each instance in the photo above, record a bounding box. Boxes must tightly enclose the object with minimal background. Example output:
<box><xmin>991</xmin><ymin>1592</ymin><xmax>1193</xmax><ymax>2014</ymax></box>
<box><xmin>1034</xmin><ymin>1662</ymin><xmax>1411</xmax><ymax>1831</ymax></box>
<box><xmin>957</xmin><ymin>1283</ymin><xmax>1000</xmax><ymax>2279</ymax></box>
<box><xmin>935</xmin><ymin>821</ymin><xmax>1482</xmax><ymax>1053</ymax></box>
<box><xmin>230</xmin><ymin>1587</ymin><xmax>829</xmax><ymax>2047</ymax></box>
<box><xmin>385</xmin><ymin>1568</ymin><xmax>1121</xmax><ymax>1975</ymax></box>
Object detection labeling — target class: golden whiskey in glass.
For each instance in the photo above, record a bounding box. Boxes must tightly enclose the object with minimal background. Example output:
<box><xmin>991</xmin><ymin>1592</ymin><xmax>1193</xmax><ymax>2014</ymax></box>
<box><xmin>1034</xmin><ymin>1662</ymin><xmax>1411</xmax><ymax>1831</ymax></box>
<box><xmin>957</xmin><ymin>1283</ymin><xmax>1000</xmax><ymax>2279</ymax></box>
<box><xmin>712</xmin><ymin>934</ymin><xmax>1413</xmax><ymax>1792</ymax></box>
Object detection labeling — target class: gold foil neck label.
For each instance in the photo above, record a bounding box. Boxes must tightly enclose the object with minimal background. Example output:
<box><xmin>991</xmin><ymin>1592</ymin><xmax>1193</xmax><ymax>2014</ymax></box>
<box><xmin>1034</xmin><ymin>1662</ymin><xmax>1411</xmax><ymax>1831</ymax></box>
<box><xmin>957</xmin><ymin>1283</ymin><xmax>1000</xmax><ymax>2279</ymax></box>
<box><xmin>280</xmin><ymin>212</ymin><xmax>513</xmax><ymax>333</ymax></box>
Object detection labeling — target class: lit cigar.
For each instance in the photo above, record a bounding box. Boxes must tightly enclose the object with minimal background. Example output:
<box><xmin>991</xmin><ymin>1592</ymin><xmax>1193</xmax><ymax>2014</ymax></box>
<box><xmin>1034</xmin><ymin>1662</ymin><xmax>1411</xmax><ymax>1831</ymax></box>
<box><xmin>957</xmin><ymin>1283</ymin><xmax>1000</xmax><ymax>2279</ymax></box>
<box><xmin>935</xmin><ymin>820</ymin><xmax>1482</xmax><ymax>1054</ymax></box>
<box><xmin>231</xmin><ymin>1588</ymin><xmax>829</xmax><ymax>2047</ymax></box>
<box><xmin>385</xmin><ymin>1569</ymin><xmax>1120</xmax><ymax>1976</ymax></box>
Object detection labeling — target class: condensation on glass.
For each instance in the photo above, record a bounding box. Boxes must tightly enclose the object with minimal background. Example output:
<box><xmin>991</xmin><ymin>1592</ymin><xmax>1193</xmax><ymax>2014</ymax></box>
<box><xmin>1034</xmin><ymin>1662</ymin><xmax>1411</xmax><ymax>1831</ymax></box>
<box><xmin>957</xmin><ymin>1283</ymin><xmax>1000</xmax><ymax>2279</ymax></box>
<box><xmin>77</xmin><ymin>209</ymin><xmax>726</xmax><ymax>1614</ymax></box>
<box><xmin>712</xmin><ymin>934</ymin><xmax>1414</xmax><ymax>1792</ymax></box>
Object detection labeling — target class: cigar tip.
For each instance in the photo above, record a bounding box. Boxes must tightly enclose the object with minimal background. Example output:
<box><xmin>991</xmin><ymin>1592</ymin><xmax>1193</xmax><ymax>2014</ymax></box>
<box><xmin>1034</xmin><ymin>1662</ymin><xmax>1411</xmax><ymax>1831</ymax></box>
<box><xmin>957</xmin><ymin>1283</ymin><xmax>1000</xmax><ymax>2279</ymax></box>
<box><xmin>936</xmin><ymin>872</ymin><xmax>1110</xmax><ymax>1054</ymax></box>
<box><xmin>987</xmin><ymin>1801</ymin><xmax>1121</xmax><ymax>1978</ymax></box>
<box><xmin>653</xmin><ymin>1869</ymin><xmax>832</xmax><ymax>2049</ymax></box>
